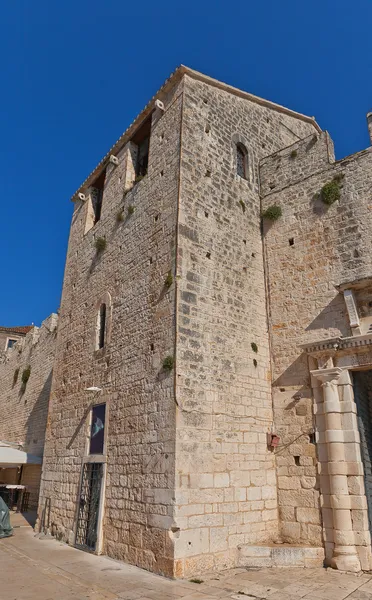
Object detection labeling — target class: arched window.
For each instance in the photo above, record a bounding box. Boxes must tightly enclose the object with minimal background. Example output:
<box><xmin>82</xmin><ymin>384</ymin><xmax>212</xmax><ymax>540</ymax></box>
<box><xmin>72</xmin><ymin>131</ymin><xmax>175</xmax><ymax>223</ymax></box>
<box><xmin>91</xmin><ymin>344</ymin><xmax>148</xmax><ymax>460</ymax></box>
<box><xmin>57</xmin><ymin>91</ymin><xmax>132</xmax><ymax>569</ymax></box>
<box><xmin>97</xmin><ymin>304</ymin><xmax>106</xmax><ymax>350</ymax></box>
<box><xmin>236</xmin><ymin>143</ymin><xmax>248</xmax><ymax>179</ymax></box>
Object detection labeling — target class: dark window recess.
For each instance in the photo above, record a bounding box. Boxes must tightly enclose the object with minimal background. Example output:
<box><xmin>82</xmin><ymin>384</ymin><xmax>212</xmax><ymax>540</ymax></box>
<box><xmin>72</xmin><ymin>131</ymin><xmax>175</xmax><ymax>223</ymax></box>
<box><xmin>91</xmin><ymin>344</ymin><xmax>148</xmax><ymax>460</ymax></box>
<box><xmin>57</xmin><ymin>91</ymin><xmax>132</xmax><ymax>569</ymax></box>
<box><xmin>294</xmin><ymin>456</ymin><xmax>301</xmax><ymax>466</ymax></box>
<box><xmin>236</xmin><ymin>143</ymin><xmax>248</xmax><ymax>179</ymax></box>
<box><xmin>89</xmin><ymin>403</ymin><xmax>106</xmax><ymax>455</ymax></box>
<box><xmin>91</xmin><ymin>170</ymin><xmax>106</xmax><ymax>224</ymax></box>
<box><xmin>98</xmin><ymin>304</ymin><xmax>106</xmax><ymax>349</ymax></box>
<box><xmin>289</xmin><ymin>238</ymin><xmax>294</xmax><ymax>246</ymax></box>
<box><xmin>7</xmin><ymin>339</ymin><xmax>17</xmax><ymax>349</ymax></box>
<box><xmin>132</xmin><ymin>117</ymin><xmax>151</xmax><ymax>177</ymax></box>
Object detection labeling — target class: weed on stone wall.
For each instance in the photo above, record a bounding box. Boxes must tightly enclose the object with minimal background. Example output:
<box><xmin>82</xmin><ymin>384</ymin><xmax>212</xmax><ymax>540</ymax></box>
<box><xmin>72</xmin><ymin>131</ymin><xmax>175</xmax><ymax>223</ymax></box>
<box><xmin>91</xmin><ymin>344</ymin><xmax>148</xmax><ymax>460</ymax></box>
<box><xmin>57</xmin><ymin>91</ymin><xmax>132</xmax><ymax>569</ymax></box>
<box><xmin>162</xmin><ymin>356</ymin><xmax>174</xmax><ymax>371</ymax></box>
<box><xmin>262</xmin><ymin>205</ymin><xmax>282</xmax><ymax>221</ymax></box>
<box><xmin>320</xmin><ymin>174</ymin><xmax>344</xmax><ymax>205</ymax></box>
<box><xmin>21</xmin><ymin>366</ymin><xmax>31</xmax><ymax>393</ymax></box>
<box><xmin>128</xmin><ymin>205</ymin><xmax>135</xmax><ymax>216</ymax></box>
<box><xmin>94</xmin><ymin>237</ymin><xmax>106</xmax><ymax>253</ymax></box>
<box><xmin>251</xmin><ymin>342</ymin><xmax>258</xmax><ymax>353</ymax></box>
<box><xmin>164</xmin><ymin>272</ymin><xmax>173</xmax><ymax>288</ymax></box>
<box><xmin>290</xmin><ymin>149</ymin><xmax>298</xmax><ymax>159</ymax></box>
<box><xmin>239</xmin><ymin>199</ymin><xmax>246</xmax><ymax>213</ymax></box>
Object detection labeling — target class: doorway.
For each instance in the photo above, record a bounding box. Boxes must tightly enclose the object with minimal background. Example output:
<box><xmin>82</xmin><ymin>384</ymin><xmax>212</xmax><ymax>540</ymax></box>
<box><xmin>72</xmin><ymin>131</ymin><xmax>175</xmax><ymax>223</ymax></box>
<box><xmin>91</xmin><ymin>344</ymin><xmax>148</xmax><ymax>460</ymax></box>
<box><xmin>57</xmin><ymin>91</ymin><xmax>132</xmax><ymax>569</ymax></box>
<box><xmin>75</xmin><ymin>462</ymin><xmax>103</xmax><ymax>552</ymax></box>
<box><xmin>352</xmin><ymin>370</ymin><xmax>372</xmax><ymax>534</ymax></box>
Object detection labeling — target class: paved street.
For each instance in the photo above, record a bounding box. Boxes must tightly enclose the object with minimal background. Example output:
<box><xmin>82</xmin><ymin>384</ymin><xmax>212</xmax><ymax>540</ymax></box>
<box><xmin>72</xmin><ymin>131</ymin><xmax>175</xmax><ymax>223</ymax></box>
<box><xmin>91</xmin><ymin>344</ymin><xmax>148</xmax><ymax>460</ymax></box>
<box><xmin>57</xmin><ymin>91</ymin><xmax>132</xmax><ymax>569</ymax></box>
<box><xmin>3</xmin><ymin>525</ymin><xmax>372</xmax><ymax>600</ymax></box>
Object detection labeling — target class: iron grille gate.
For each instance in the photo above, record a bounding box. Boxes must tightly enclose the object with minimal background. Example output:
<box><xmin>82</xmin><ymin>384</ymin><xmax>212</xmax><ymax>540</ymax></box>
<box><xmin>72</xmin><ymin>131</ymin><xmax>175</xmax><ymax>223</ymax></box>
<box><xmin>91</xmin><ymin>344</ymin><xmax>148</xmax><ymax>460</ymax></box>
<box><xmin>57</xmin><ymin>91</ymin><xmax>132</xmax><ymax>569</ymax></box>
<box><xmin>75</xmin><ymin>462</ymin><xmax>103</xmax><ymax>552</ymax></box>
<box><xmin>353</xmin><ymin>371</ymin><xmax>372</xmax><ymax>535</ymax></box>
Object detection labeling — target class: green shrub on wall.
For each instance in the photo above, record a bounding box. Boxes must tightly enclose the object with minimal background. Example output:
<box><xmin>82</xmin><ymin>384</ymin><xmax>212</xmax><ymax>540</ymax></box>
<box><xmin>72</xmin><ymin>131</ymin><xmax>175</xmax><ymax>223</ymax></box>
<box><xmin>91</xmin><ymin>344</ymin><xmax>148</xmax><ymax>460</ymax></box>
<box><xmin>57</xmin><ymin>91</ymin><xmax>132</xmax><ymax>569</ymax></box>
<box><xmin>162</xmin><ymin>356</ymin><xmax>174</xmax><ymax>371</ymax></box>
<box><xmin>94</xmin><ymin>237</ymin><xmax>106</xmax><ymax>252</ymax></box>
<box><xmin>321</xmin><ymin>175</ymin><xmax>344</xmax><ymax>205</ymax></box>
<box><xmin>21</xmin><ymin>366</ymin><xmax>31</xmax><ymax>392</ymax></box>
<box><xmin>262</xmin><ymin>205</ymin><xmax>282</xmax><ymax>221</ymax></box>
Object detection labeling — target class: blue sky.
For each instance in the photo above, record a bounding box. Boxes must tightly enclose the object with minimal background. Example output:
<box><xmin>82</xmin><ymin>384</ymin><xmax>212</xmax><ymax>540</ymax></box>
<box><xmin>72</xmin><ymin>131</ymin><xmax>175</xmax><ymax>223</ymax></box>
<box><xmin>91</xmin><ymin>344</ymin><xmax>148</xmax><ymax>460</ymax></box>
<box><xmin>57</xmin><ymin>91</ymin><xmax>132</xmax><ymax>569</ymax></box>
<box><xmin>1</xmin><ymin>1</ymin><xmax>372</xmax><ymax>326</ymax></box>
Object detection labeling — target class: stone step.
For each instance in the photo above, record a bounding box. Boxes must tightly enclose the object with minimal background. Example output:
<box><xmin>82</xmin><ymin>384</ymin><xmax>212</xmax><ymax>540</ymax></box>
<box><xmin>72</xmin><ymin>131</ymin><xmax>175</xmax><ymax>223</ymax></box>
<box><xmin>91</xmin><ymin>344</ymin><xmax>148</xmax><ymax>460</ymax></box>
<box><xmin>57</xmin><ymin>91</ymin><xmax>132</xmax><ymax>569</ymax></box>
<box><xmin>238</xmin><ymin>544</ymin><xmax>325</xmax><ymax>568</ymax></box>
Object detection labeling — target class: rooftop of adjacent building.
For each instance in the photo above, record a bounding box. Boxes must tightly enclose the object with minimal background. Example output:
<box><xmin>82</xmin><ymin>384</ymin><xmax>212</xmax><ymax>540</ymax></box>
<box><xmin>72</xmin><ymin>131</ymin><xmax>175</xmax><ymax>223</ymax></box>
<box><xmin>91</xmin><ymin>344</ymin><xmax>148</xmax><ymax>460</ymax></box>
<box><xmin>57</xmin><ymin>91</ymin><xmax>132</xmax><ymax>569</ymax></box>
<box><xmin>71</xmin><ymin>65</ymin><xmax>322</xmax><ymax>202</ymax></box>
<box><xmin>0</xmin><ymin>326</ymin><xmax>33</xmax><ymax>335</ymax></box>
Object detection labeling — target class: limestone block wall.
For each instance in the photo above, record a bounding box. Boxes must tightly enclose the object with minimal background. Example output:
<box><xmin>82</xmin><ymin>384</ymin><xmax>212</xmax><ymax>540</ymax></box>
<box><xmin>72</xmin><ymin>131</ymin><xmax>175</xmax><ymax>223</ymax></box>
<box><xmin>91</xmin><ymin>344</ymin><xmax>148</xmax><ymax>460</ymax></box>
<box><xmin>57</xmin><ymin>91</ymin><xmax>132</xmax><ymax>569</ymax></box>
<box><xmin>260</xmin><ymin>129</ymin><xmax>372</xmax><ymax>546</ymax></box>
<box><xmin>0</xmin><ymin>314</ymin><xmax>57</xmax><ymax>506</ymax></box>
<box><xmin>173</xmin><ymin>74</ymin><xmax>318</xmax><ymax>576</ymax></box>
<box><xmin>38</xmin><ymin>80</ymin><xmax>184</xmax><ymax>576</ymax></box>
<box><xmin>0</xmin><ymin>314</ymin><xmax>57</xmax><ymax>455</ymax></box>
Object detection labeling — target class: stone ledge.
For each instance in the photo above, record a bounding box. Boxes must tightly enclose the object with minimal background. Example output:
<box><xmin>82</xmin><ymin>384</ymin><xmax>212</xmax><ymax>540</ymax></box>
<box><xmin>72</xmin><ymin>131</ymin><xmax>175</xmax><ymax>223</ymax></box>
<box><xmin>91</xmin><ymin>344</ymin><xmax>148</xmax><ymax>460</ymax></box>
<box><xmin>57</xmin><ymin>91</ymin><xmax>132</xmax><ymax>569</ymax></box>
<box><xmin>237</xmin><ymin>544</ymin><xmax>324</xmax><ymax>568</ymax></box>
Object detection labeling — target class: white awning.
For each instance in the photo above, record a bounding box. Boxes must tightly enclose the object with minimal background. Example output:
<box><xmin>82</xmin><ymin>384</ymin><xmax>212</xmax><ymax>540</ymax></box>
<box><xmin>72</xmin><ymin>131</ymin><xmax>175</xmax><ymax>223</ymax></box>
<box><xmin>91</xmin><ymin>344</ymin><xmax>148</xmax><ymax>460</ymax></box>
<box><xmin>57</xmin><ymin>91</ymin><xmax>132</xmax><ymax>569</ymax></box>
<box><xmin>0</xmin><ymin>444</ymin><xmax>42</xmax><ymax>468</ymax></box>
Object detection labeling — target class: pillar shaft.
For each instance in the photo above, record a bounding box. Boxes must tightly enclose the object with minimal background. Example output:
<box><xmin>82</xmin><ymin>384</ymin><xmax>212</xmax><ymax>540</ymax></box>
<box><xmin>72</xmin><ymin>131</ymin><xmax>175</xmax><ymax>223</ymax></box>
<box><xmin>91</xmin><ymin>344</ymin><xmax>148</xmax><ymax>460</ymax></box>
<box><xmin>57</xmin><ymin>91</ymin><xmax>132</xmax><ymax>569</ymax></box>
<box><xmin>311</xmin><ymin>367</ymin><xmax>362</xmax><ymax>572</ymax></box>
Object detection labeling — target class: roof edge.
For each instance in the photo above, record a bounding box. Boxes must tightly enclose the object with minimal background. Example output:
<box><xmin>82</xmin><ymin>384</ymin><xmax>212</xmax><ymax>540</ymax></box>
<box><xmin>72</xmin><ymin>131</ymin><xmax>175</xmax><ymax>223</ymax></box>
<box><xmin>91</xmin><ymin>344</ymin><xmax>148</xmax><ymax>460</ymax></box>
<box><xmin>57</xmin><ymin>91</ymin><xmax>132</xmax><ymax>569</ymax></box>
<box><xmin>179</xmin><ymin>66</ymin><xmax>322</xmax><ymax>132</ymax></box>
<box><xmin>70</xmin><ymin>65</ymin><xmax>322</xmax><ymax>201</ymax></box>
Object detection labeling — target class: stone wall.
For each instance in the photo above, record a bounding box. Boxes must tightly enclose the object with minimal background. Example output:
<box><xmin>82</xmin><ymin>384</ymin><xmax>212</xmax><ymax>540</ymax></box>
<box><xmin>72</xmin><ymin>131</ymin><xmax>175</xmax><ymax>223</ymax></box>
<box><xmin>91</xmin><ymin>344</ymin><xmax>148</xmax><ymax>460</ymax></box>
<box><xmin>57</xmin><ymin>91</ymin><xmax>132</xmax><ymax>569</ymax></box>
<box><xmin>38</xmin><ymin>79</ymin><xmax>184</xmax><ymax>576</ymax></box>
<box><xmin>173</xmin><ymin>74</ymin><xmax>318</xmax><ymax>576</ymax></box>
<box><xmin>0</xmin><ymin>314</ymin><xmax>57</xmax><ymax>507</ymax></box>
<box><xmin>260</xmin><ymin>128</ymin><xmax>372</xmax><ymax>547</ymax></box>
<box><xmin>38</xmin><ymin>68</ymin><xmax>327</xmax><ymax>577</ymax></box>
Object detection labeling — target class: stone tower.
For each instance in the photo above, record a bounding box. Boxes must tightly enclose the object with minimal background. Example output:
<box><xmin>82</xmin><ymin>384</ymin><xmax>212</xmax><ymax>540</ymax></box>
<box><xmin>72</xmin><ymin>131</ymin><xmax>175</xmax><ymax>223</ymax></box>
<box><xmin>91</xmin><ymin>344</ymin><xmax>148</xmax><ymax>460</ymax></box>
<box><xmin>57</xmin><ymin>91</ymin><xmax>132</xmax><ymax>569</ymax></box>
<box><xmin>38</xmin><ymin>67</ymin><xmax>320</xmax><ymax>577</ymax></box>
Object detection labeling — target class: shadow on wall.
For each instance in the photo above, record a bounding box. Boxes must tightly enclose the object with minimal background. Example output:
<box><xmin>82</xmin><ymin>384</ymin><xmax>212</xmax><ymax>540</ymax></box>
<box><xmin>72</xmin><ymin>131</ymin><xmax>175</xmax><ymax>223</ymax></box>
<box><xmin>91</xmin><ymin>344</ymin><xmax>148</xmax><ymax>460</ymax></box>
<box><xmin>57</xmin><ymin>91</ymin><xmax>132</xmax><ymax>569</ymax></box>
<box><xmin>273</xmin><ymin>353</ymin><xmax>310</xmax><ymax>389</ymax></box>
<box><xmin>25</xmin><ymin>370</ymin><xmax>53</xmax><ymax>456</ymax></box>
<box><xmin>304</xmin><ymin>295</ymin><xmax>349</xmax><ymax>337</ymax></box>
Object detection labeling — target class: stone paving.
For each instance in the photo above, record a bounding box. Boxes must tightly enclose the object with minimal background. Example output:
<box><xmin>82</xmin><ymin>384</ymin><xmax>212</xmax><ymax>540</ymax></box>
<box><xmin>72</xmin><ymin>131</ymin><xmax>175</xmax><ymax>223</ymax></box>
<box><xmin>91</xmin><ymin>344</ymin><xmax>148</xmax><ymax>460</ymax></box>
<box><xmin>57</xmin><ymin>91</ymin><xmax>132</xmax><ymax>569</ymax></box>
<box><xmin>2</xmin><ymin>527</ymin><xmax>372</xmax><ymax>600</ymax></box>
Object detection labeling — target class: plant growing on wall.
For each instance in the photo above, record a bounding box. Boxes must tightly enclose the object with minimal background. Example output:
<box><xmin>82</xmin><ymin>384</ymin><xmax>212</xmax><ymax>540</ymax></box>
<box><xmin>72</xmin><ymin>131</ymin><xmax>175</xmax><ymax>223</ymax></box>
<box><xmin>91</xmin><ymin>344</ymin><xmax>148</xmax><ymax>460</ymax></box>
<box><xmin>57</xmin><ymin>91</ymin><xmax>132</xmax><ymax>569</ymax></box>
<box><xmin>262</xmin><ymin>205</ymin><xmax>282</xmax><ymax>221</ymax></box>
<box><xmin>94</xmin><ymin>237</ymin><xmax>106</xmax><ymax>252</ymax></box>
<box><xmin>321</xmin><ymin>174</ymin><xmax>344</xmax><ymax>205</ymax></box>
<box><xmin>134</xmin><ymin>174</ymin><xmax>145</xmax><ymax>184</ymax></box>
<box><xmin>251</xmin><ymin>342</ymin><xmax>258</xmax><ymax>353</ymax></box>
<box><xmin>290</xmin><ymin>150</ymin><xmax>298</xmax><ymax>159</ymax></box>
<box><xmin>162</xmin><ymin>355</ymin><xmax>174</xmax><ymax>371</ymax></box>
<box><xmin>21</xmin><ymin>366</ymin><xmax>31</xmax><ymax>391</ymax></box>
<box><xmin>128</xmin><ymin>205</ymin><xmax>135</xmax><ymax>216</ymax></box>
<box><xmin>239</xmin><ymin>199</ymin><xmax>246</xmax><ymax>213</ymax></box>
<box><xmin>165</xmin><ymin>272</ymin><xmax>173</xmax><ymax>288</ymax></box>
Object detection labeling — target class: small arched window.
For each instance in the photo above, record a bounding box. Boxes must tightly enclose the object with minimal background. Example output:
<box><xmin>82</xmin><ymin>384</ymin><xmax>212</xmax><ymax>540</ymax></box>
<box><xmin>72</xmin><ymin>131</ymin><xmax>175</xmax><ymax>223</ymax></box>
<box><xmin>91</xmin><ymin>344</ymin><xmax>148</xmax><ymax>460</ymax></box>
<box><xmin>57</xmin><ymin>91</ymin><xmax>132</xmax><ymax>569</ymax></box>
<box><xmin>236</xmin><ymin>143</ymin><xmax>248</xmax><ymax>179</ymax></box>
<box><xmin>97</xmin><ymin>303</ymin><xmax>106</xmax><ymax>349</ymax></box>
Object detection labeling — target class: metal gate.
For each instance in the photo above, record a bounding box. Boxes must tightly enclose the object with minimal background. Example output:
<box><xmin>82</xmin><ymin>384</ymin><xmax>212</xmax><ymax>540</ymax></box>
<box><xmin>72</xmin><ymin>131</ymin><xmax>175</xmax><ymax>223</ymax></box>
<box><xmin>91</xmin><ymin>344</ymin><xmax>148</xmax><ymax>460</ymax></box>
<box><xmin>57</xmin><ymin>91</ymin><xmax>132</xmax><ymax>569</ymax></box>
<box><xmin>75</xmin><ymin>462</ymin><xmax>103</xmax><ymax>552</ymax></box>
<box><xmin>353</xmin><ymin>371</ymin><xmax>372</xmax><ymax>535</ymax></box>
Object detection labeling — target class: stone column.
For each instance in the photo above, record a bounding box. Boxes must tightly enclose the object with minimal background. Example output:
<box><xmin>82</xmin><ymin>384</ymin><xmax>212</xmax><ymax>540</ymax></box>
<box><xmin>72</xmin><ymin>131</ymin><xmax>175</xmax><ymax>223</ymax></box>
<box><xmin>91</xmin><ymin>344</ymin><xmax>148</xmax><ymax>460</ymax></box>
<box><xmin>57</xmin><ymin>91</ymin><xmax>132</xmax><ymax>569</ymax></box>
<box><xmin>311</xmin><ymin>367</ymin><xmax>367</xmax><ymax>572</ymax></box>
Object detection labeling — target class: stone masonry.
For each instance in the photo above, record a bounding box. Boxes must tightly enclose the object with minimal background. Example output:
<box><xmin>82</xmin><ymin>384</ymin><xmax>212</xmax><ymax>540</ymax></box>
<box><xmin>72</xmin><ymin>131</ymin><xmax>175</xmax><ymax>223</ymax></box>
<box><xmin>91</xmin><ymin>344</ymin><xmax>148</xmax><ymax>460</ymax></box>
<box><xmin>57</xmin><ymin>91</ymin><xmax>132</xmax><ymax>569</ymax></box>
<box><xmin>0</xmin><ymin>314</ymin><xmax>58</xmax><ymax>507</ymax></box>
<box><xmin>30</xmin><ymin>65</ymin><xmax>372</xmax><ymax>577</ymax></box>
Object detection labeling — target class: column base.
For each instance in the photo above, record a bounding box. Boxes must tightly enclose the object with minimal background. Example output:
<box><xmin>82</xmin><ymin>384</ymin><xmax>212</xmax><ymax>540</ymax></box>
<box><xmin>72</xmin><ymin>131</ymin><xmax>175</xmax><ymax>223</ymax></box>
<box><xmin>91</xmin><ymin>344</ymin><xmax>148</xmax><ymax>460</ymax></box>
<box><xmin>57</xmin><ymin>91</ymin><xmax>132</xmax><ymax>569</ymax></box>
<box><xmin>330</xmin><ymin>546</ymin><xmax>361</xmax><ymax>572</ymax></box>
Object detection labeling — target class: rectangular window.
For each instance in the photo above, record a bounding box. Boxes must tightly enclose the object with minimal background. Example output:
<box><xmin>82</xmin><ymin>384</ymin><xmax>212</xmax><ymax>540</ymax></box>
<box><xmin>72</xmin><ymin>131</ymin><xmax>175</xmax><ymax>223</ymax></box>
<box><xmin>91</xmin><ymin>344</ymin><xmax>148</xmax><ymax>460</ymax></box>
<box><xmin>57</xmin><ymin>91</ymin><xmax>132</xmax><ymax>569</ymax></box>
<box><xmin>6</xmin><ymin>339</ymin><xmax>17</xmax><ymax>349</ymax></box>
<box><xmin>89</xmin><ymin>403</ymin><xmax>106</xmax><ymax>455</ymax></box>
<box><xmin>136</xmin><ymin>137</ymin><xmax>149</xmax><ymax>177</ymax></box>
<box><xmin>132</xmin><ymin>117</ymin><xmax>151</xmax><ymax>178</ymax></box>
<box><xmin>91</xmin><ymin>170</ymin><xmax>106</xmax><ymax>224</ymax></box>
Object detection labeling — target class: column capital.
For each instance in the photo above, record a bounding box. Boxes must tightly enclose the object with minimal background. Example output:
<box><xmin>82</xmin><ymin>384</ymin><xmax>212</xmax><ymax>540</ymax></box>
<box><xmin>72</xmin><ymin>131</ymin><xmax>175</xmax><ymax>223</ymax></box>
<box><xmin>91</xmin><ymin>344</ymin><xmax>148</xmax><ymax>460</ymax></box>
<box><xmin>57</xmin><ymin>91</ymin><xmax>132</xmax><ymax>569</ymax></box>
<box><xmin>311</xmin><ymin>367</ymin><xmax>343</xmax><ymax>386</ymax></box>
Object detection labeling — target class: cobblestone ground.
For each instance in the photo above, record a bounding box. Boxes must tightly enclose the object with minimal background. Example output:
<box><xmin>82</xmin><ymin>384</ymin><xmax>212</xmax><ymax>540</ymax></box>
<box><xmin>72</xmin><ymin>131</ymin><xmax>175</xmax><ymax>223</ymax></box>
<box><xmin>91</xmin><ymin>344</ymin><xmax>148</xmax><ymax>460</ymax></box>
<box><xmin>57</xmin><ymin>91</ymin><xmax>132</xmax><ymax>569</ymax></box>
<box><xmin>2</xmin><ymin>527</ymin><xmax>372</xmax><ymax>600</ymax></box>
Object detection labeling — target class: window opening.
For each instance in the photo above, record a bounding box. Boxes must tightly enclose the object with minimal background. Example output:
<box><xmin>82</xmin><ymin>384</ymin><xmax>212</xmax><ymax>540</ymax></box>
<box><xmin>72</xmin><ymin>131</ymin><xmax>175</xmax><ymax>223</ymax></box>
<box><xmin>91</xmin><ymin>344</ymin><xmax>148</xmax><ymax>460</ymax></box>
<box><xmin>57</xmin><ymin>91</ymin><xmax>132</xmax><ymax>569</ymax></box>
<box><xmin>236</xmin><ymin>143</ymin><xmax>248</xmax><ymax>179</ymax></box>
<box><xmin>97</xmin><ymin>304</ymin><xmax>106</xmax><ymax>350</ymax></box>
<box><xmin>89</xmin><ymin>403</ymin><xmax>106</xmax><ymax>455</ymax></box>
<box><xmin>91</xmin><ymin>170</ymin><xmax>106</xmax><ymax>224</ymax></box>
<box><xmin>132</xmin><ymin>117</ymin><xmax>151</xmax><ymax>178</ymax></box>
<box><xmin>6</xmin><ymin>339</ymin><xmax>17</xmax><ymax>349</ymax></box>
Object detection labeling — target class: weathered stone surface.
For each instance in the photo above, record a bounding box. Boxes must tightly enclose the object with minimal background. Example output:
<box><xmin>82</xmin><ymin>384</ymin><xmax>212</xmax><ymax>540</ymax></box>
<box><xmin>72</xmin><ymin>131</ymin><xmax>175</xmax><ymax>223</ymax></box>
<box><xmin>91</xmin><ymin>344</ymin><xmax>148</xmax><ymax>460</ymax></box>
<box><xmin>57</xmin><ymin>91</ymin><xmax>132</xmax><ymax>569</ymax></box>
<box><xmin>0</xmin><ymin>315</ymin><xmax>57</xmax><ymax>508</ymax></box>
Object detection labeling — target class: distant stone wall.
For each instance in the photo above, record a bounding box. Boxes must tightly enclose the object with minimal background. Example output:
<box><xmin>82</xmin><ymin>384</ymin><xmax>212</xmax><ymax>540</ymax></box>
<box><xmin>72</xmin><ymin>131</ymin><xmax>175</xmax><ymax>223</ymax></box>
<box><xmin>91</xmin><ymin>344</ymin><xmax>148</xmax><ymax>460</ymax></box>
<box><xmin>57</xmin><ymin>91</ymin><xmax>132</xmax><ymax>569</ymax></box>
<box><xmin>260</xmin><ymin>129</ymin><xmax>372</xmax><ymax>546</ymax></box>
<box><xmin>0</xmin><ymin>314</ymin><xmax>58</xmax><ymax>507</ymax></box>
